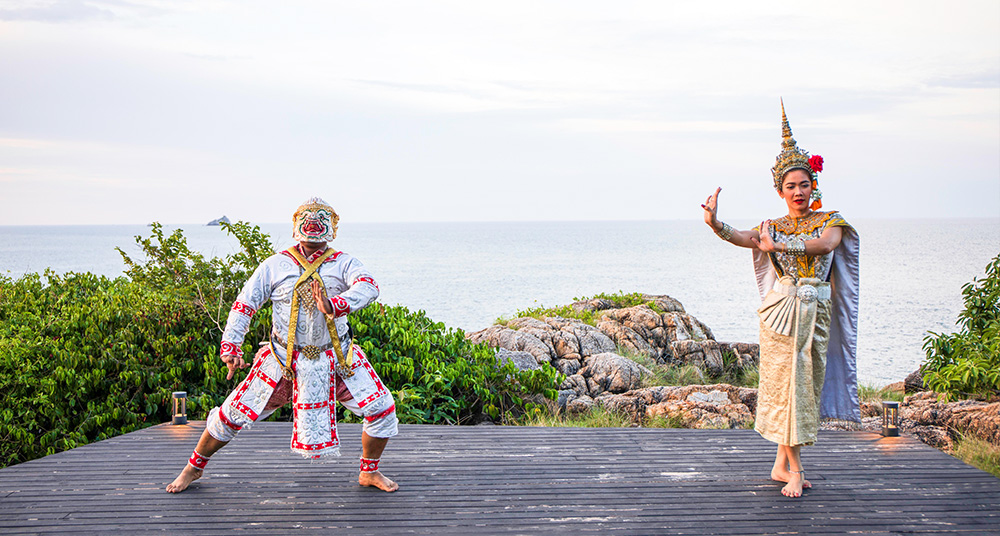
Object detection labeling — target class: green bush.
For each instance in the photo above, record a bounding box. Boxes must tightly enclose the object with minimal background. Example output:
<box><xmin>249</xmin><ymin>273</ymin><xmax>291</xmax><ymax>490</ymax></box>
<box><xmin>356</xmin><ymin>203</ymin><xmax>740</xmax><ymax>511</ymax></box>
<box><xmin>497</xmin><ymin>290</ymin><xmax>666</xmax><ymax>327</ymax></box>
<box><xmin>922</xmin><ymin>253</ymin><xmax>1000</xmax><ymax>400</ymax></box>
<box><xmin>0</xmin><ymin>271</ymin><xmax>231</xmax><ymax>467</ymax></box>
<box><xmin>0</xmin><ymin>223</ymin><xmax>559</xmax><ymax>468</ymax></box>
<box><xmin>351</xmin><ymin>304</ymin><xmax>560</xmax><ymax>425</ymax></box>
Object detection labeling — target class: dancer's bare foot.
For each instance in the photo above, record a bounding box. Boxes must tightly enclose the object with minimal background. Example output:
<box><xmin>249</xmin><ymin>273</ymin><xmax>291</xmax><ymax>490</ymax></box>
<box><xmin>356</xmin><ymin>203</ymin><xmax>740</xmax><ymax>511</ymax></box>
<box><xmin>781</xmin><ymin>471</ymin><xmax>806</xmax><ymax>498</ymax></box>
<box><xmin>359</xmin><ymin>471</ymin><xmax>398</xmax><ymax>492</ymax></box>
<box><xmin>166</xmin><ymin>465</ymin><xmax>202</xmax><ymax>493</ymax></box>
<box><xmin>771</xmin><ymin>465</ymin><xmax>811</xmax><ymax>488</ymax></box>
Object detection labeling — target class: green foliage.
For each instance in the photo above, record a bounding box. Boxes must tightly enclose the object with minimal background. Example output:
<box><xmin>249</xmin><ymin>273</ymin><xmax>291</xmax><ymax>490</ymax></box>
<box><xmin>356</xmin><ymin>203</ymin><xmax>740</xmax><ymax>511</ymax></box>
<box><xmin>349</xmin><ymin>304</ymin><xmax>561</xmax><ymax>425</ymax></box>
<box><xmin>117</xmin><ymin>221</ymin><xmax>275</xmax><ymax>335</ymax></box>
<box><xmin>922</xmin><ymin>254</ymin><xmax>1000</xmax><ymax>400</ymax></box>
<box><xmin>0</xmin><ymin>271</ymin><xmax>233</xmax><ymax>467</ymax></box>
<box><xmin>1</xmin><ymin>223</ymin><xmax>561</xmax><ymax>468</ymax></box>
<box><xmin>497</xmin><ymin>290</ymin><xmax>665</xmax><ymax>327</ymax></box>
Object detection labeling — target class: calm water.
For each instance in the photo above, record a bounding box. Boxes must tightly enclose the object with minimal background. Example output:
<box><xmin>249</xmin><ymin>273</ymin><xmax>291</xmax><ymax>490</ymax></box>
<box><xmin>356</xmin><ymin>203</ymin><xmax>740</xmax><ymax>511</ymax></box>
<box><xmin>2</xmin><ymin>219</ymin><xmax>997</xmax><ymax>386</ymax></box>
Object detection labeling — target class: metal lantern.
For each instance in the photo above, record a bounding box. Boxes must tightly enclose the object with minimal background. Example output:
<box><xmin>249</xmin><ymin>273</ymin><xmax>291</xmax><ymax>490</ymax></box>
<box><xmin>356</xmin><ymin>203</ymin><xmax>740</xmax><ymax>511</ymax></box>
<box><xmin>881</xmin><ymin>400</ymin><xmax>899</xmax><ymax>437</ymax></box>
<box><xmin>172</xmin><ymin>391</ymin><xmax>188</xmax><ymax>425</ymax></box>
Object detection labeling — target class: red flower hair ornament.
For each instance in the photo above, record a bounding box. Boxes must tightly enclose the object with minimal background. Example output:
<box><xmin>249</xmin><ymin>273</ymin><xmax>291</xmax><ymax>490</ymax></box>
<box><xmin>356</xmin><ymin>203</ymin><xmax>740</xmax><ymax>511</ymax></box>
<box><xmin>808</xmin><ymin>155</ymin><xmax>824</xmax><ymax>210</ymax></box>
<box><xmin>808</xmin><ymin>155</ymin><xmax>824</xmax><ymax>174</ymax></box>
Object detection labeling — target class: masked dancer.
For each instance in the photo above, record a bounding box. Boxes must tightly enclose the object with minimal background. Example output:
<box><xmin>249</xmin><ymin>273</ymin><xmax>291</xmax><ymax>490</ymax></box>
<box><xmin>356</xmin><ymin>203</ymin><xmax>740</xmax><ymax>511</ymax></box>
<box><xmin>167</xmin><ymin>197</ymin><xmax>399</xmax><ymax>493</ymax></box>
<box><xmin>701</xmin><ymin>102</ymin><xmax>860</xmax><ymax>498</ymax></box>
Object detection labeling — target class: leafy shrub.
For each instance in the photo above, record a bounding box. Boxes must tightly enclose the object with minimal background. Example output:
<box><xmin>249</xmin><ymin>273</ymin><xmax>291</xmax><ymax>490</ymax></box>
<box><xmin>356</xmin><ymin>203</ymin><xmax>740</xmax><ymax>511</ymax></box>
<box><xmin>0</xmin><ymin>271</ymin><xmax>231</xmax><ymax>467</ymax></box>
<box><xmin>0</xmin><ymin>223</ymin><xmax>560</xmax><ymax>468</ymax></box>
<box><xmin>350</xmin><ymin>304</ymin><xmax>560</xmax><ymax>425</ymax></box>
<box><xmin>922</xmin><ymin>253</ymin><xmax>1000</xmax><ymax>400</ymax></box>
<box><xmin>497</xmin><ymin>290</ymin><xmax>665</xmax><ymax>327</ymax></box>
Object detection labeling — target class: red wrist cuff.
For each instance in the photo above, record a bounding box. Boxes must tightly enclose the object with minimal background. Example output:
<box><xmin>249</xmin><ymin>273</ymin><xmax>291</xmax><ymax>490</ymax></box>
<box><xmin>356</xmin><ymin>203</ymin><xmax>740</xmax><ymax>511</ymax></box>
<box><xmin>220</xmin><ymin>341</ymin><xmax>243</xmax><ymax>357</ymax></box>
<box><xmin>330</xmin><ymin>295</ymin><xmax>350</xmax><ymax>317</ymax></box>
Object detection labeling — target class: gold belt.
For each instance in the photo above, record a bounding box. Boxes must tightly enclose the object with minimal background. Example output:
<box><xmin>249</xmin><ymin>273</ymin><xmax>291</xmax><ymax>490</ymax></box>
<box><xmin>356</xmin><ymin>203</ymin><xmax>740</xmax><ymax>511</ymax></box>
<box><xmin>271</xmin><ymin>333</ymin><xmax>335</xmax><ymax>360</ymax></box>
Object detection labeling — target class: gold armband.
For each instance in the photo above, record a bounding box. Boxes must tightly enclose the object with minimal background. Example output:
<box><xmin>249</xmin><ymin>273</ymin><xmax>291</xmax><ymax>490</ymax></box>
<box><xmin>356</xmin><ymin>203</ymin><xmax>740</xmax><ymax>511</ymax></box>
<box><xmin>785</xmin><ymin>237</ymin><xmax>806</xmax><ymax>256</ymax></box>
<box><xmin>715</xmin><ymin>222</ymin><xmax>734</xmax><ymax>241</ymax></box>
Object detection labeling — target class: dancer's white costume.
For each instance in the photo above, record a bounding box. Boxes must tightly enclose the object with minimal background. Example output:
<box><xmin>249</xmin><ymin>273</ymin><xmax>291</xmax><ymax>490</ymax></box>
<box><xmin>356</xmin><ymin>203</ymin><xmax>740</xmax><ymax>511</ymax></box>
<box><xmin>201</xmin><ymin>199</ymin><xmax>397</xmax><ymax>460</ymax></box>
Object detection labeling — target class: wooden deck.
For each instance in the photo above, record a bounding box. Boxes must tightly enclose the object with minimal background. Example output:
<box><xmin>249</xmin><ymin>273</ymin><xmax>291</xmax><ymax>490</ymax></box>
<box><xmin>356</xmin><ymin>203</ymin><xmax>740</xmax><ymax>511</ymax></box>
<box><xmin>1</xmin><ymin>422</ymin><xmax>998</xmax><ymax>535</ymax></box>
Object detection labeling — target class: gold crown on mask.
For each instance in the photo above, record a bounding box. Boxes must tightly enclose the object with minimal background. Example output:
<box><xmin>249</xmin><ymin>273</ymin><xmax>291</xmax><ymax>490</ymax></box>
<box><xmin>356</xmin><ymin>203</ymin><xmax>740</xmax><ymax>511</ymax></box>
<box><xmin>770</xmin><ymin>99</ymin><xmax>821</xmax><ymax>192</ymax></box>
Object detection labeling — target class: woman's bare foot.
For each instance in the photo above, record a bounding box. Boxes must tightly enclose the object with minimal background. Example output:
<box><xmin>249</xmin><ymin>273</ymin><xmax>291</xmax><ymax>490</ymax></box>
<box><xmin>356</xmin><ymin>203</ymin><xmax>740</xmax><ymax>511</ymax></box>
<box><xmin>166</xmin><ymin>465</ymin><xmax>203</xmax><ymax>493</ymax></box>
<box><xmin>781</xmin><ymin>471</ymin><xmax>807</xmax><ymax>498</ymax></box>
<box><xmin>358</xmin><ymin>471</ymin><xmax>398</xmax><ymax>492</ymax></box>
<box><xmin>771</xmin><ymin>465</ymin><xmax>812</xmax><ymax>488</ymax></box>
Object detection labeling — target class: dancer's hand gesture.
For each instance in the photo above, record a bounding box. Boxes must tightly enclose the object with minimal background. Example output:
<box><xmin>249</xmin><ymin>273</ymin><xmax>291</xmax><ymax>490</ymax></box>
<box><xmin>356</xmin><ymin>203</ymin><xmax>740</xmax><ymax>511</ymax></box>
<box><xmin>221</xmin><ymin>353</ymin><xmax>249</xmax><ymax>380</ymax></box>
<box><xmin>751</xmin><ymin>220</ymin><xmax>777</xmax><ymax>252</ymax></box>
<box><xmin>702</xmin><ymin>187</ymin><xmax>721</xmax><ymax>230</ymax></box>
<box><xmin>311</xmin><ymin>279</ymin><xmax>333</xmax><ymax>315</ymax></box>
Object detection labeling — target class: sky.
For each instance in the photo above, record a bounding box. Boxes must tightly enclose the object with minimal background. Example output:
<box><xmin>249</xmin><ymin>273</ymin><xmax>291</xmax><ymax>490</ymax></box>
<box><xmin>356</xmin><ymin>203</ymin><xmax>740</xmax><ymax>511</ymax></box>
<box><xmin>0</xmin><ymin>0</ymin><xmax>998</xmax><ymax>225</ymax></box>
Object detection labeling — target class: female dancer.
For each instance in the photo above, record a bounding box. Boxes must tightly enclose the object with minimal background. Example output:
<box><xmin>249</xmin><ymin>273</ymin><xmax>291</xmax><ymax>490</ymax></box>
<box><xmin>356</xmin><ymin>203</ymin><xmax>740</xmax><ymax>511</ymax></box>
<box><xmin>701</xmin><ymin>103</ymin><xmax>860</xmax><ymax>498</ymax></box>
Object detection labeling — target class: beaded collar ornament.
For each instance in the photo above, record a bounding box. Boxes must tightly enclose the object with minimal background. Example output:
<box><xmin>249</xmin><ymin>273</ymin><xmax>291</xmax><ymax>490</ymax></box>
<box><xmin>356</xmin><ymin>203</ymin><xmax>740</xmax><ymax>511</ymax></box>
<box><xmin>771</xmin><ymin>100</ymin><xmax>824</xmax><ymax>209</ymax></box>
<box><xmin>292</xmin><ymin>197</ymin><xmax>339</xmax><ymax>243</ymax></box>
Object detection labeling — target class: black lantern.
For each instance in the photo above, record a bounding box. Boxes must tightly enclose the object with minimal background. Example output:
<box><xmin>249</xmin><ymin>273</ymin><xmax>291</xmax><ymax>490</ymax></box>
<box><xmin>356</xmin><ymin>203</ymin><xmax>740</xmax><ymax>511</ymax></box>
<box><xmin>881</xmin><ymin>400</ymin><xmax>899</xmax><ymax>437</ymax></box>
<box><xmin>172</xmin><ymin>391</ymin><xmax>188</xmax><ymax>425</ymax></box>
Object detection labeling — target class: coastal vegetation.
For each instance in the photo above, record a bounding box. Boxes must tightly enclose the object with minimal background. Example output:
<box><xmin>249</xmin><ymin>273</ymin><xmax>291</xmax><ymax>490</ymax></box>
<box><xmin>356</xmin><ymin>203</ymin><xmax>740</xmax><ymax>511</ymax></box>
<box><xmin>952</xmin><ymin>434</ymin><xmax>1000</xmax><ymax>478</ymax></box>
<box><xmin>858</xmin><ymin>384</ymin><xmax>904</xmax><ymax>405</ymax></box>
<box><xmin>625</xmin><ymin>348</ymin><xmax>758</xmax><ymax>389</ymax></box>
<box><xmin>0</xmin><ymin>223</ymin><xmax>558</xmax><ymax>468</ymax></box>
<box><xmin>921</xmin><ymin>253</ymin><xmax>1000</xmax><ymax>401</ymax></box>
<box><xmin>496</xmin><ymin>291</ymin><xmax>671</xmax><ymax>329</ymax></box>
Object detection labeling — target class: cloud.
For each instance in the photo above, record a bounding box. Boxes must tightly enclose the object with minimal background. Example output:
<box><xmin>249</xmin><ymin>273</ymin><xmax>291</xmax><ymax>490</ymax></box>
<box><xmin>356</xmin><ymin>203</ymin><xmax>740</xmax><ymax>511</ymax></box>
<box><xmin>0</xmin><ymin>137</ymin><xmax>55</xmax><ymax>149</ymax></box>
<box><xmin>0</xmin><ymin>0</ymin><xmax>114</xmax><ymax>22</ymax></box>
<box><xmin>927</xmin><ymin>69</ymin><xmax>1000</xmax><ymax>89</ymax></box>
<box><xmin>550</xmin><ymin>118</ymin><xmax>770</xmax><ymax>135</ymax></box>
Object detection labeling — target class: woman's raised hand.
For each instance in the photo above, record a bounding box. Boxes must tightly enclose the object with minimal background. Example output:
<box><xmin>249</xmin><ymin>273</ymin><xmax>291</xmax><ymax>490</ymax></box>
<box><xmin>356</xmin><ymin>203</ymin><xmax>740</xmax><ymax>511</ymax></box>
<box><xmin>701</xmin><ymin>187</ymin><xmax>721</xmax><ymax>229</ymax></box>
<box><xmin>750</xmin><ymin>220</ymin><xmax>777</xmax><ymax>252</ymax></box>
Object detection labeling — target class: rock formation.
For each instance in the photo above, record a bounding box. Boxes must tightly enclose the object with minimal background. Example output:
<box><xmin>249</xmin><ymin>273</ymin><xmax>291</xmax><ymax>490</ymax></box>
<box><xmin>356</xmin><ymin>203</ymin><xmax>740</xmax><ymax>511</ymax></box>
<box><xmin>904</xmin><ymin>368</ymin><xmax>925</xmax><ymax>394</ymax></box>
<box><xmin>207</xmin><ymin>216</ymin><xmax>231</xmax><ymax>226</ymax></box>
<box><xmin>481</xmin><ymin>293</ymin><xmax>999</xmax><ymax>451</ymax></box>
<box><xmin>471</xmin><ymin>293</ymin><xmax>760</xmax><ymax>429</ymax></box>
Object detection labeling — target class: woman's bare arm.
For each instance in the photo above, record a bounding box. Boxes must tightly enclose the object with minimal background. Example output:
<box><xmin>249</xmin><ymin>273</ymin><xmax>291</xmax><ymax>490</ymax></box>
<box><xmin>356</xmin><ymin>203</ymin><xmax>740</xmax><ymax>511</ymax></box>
<box><xmin>753</xmin><ymin>222</ymin><xmax>844</xmax><ymax>255</ymax></box>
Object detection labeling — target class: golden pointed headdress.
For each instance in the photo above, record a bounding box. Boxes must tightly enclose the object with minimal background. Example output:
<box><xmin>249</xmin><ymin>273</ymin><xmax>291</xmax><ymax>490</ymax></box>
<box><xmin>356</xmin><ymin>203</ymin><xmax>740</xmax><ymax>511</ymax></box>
<box><xmin>771</xmin><ymin>100</ymin><xmax>820</xmax><ymax>188</ymax></box>
<box><xmin>770</xmin><ymin>100</ymin><xmax>824</xmax><ymax>208</ymax></box>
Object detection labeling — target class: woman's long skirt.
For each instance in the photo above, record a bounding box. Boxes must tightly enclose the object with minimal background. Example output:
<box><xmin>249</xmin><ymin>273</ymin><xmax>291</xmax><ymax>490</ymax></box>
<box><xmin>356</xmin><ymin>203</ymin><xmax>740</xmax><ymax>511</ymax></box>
<box><xmin>754</xmin><ymin>279</ymin><xmax>832</xmax><ymax>447</ymax></box>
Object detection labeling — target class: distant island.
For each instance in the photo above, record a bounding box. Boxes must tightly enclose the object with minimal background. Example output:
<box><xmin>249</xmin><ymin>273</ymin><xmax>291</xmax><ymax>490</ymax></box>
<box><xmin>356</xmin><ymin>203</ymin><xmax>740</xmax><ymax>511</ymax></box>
<box><xmin>207</xmin><ymin>216</ymin><xmax>230</xmax><ymax>226</ymax></box>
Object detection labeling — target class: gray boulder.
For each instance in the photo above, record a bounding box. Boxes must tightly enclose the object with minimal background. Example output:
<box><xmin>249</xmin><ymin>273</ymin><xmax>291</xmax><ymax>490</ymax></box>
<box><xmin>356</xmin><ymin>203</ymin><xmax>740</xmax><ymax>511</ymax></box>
<box><xmin>496</xmin><ymin>348</ymin><xmax>541</xmax><ymax>371</ymax></box>
<box><xmin>579</xmin><ymin>352</ymin><xmax>650</xmax><ymax>396</ymax></box>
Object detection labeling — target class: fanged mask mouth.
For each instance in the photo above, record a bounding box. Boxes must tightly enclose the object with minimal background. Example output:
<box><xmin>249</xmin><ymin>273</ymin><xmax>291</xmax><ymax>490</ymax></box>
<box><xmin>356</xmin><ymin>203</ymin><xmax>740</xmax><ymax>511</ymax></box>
<box><xmin>302</xmin><ymin>220</ymin><xmax>326</xmax><ymax>235</ymax></box>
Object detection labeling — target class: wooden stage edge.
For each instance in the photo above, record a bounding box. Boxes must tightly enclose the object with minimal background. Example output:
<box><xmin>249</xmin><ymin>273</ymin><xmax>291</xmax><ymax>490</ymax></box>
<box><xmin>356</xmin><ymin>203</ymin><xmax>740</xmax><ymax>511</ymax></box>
<box><xmin>1</xmin><ymin>422</ymin><xmax>998</xmax><ymax>535</ymax></box>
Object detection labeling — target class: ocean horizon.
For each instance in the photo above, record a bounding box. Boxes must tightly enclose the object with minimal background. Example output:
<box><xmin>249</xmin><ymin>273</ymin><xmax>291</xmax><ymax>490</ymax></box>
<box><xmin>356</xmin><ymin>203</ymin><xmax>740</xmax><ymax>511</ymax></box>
<box><xmin>3</xmin><ymin>217</ymin><xmax>998</xmax><ymax>387</ymax></box>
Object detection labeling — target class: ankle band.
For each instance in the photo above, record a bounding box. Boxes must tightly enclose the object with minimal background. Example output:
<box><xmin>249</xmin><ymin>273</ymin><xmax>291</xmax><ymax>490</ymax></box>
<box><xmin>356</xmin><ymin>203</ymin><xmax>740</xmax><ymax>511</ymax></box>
<box><xmin>360</xmin><ymin>457</ymin><xmax>380</xmax><ymax>473</ymax></box>
<box><xmin>189</xmin><ymin>450</ymin><xmax>210</xmax><ymax>469</ymax></box>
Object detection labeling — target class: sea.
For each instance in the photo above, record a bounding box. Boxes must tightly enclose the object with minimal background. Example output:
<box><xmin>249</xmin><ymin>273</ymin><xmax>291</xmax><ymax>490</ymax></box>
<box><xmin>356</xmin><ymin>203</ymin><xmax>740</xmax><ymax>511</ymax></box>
<box><xmin>2</xmin><ymin>219</ymin><xmax>997</xmax><ymax>387</ymax></box>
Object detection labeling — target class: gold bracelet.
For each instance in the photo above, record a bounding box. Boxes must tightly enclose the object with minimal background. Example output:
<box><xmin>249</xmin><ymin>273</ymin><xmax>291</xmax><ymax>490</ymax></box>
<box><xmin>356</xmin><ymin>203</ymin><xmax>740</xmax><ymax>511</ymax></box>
<box><xmin>715</xmin><ymin>222</ymin><xmax>734</xmax><ymax>241</ymax></box>
<box><xmin>786</xmin><ymin>237</ymin><xmax>806</xmax><ymax>256</ymax></box>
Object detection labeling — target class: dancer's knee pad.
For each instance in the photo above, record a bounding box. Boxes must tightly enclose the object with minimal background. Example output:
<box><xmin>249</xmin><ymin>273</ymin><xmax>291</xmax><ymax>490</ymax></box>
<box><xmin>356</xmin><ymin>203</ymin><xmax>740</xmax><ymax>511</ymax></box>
<box><xmin>361</xmin><ymin>396</ymin><xmax>398</xmax><ymax>438</ymax></box>
<box><xmin>205</xmin><ymin>406</ymin><xmax>242</xmax><ymax>442</ymax></box>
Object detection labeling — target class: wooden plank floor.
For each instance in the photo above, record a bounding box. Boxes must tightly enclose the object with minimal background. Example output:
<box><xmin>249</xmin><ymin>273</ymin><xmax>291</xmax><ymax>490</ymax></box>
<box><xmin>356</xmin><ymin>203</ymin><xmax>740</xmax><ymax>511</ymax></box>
<box><xmin>1</xmin><ymin>422</ymin><xmax>998</xmax><ymax>535</ymax></box>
